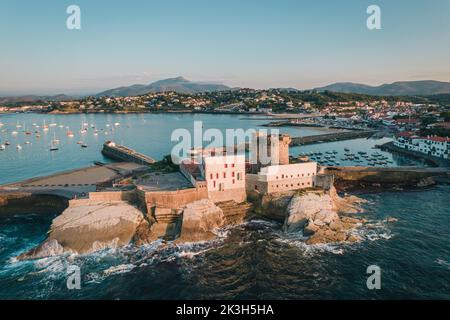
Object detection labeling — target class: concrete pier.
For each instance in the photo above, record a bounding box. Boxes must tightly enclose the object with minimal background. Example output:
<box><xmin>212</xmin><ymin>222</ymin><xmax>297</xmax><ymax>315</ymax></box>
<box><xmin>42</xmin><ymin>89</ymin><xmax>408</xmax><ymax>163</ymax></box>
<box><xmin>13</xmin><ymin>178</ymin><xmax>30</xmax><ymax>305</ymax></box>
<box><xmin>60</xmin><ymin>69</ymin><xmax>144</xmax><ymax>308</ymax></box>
<box><xmin>102</xmin><ymin>141</ymin><xmax>156</xmax><ymax>166</ymax></box>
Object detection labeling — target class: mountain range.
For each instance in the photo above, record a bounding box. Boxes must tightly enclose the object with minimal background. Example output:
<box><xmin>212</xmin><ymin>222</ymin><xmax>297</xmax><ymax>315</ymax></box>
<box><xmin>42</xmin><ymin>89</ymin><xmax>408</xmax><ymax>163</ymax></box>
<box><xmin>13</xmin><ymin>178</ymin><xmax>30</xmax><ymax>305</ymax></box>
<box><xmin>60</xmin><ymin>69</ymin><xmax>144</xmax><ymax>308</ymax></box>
<box><xmin>313</xmin><ymin>80</ymin><xmax>450</xmax><ymax>96</ymax></box>
<box><xmin>3</xmin><ymin>79</ymin><xmax>450</xmax><ymax>105</ymax></box>
<box><xmin>95</xmin><ymin>76</ymin><xmax>231</xmax><ymax>97</ymax></box>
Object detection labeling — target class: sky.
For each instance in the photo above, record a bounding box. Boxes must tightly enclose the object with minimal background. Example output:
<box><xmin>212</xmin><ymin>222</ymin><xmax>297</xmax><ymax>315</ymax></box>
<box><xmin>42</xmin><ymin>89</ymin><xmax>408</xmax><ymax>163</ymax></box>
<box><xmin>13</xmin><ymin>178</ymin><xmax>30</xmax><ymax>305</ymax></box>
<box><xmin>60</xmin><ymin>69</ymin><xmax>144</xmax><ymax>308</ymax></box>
<box><xmin>1</xmin><ymin>0</ymin><xmax>450</xmax><ymax>95</ymax></box>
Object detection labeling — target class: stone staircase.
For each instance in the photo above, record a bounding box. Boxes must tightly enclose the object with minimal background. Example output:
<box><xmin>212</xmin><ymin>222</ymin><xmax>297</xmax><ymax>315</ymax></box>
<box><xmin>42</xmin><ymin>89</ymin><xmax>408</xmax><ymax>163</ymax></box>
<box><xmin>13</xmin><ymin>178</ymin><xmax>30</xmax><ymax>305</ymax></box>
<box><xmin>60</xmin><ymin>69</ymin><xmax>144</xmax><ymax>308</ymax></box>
<box><xmin>150</xmin><ymin>207</ymin><xmax>183</xmax><ymax>241</ymax></box>
<box><xmin>217</xmin><ymin>201</ymin><xmax>253</xmax><ymax>225</ymax></box>
<box><xmin>154</xmin><ymin>207</ymin><xmax>182</xmax><ymax>223</ymax></box>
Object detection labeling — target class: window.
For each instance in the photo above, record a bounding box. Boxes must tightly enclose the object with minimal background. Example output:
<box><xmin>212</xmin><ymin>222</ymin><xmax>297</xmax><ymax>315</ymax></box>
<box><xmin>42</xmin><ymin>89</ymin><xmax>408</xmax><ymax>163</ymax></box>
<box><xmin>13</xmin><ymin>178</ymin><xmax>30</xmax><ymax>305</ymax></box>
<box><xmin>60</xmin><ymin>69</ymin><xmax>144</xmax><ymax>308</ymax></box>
<box><xmin>232</xmin><ymin>172</ymin><xmax>235</xmax><ymax>177</ymax></box>
<box><xmin>232</xmin><ymin>164</ymin><xmax>235</xmax><ymax>168</ymax></box>
<box><xmin>255</xmin><ymin>185</ymin><xmax>258</xmax><ymax>190</ymax></box>
<box><xmin>223</xmin><ymin>172</ymin><xmax>226</xmax><ymax>178</ymax></box>
<box><xmin>210</xmin><ymin>173</ymin><xmax>213</xmax><ymax>180</ymax></box>
<box><xmin>216</xmin><ymin>173</ymin><xmax>219</xmax><ymax>179</ymax></box>
<box><xmin>224</xmin><ymin>164</ymin><xmax>228</xmax><ymax>168</ymax></box>
<box><xmin>232</xmin><ymin>179</ymin><xmax>235</xmax><ymax>184</ymax></box>
<box><xmin>213</xmin><ymin>181</ymin><xmax>216</xmax><ymax>188</ymax></box>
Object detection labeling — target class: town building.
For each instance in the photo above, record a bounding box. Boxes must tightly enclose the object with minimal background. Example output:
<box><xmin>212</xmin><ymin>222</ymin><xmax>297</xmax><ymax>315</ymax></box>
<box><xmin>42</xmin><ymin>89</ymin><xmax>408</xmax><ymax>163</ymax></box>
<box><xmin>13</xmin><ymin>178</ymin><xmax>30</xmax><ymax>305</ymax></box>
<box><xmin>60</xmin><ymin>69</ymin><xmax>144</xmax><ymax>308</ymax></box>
<box><xmin>394</xmin><ymin>132</ymin><xmax>450</xmax><ymax>159</ymax></box>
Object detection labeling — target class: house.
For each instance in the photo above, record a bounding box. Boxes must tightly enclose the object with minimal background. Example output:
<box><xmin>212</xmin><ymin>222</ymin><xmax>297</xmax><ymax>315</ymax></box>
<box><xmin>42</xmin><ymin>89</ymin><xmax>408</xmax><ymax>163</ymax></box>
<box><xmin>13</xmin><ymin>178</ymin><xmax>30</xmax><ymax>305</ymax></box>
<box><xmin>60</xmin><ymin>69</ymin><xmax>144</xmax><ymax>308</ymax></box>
<box><xmin>394</xmin><ymin>132</ymin><xmax>450</xmax><ymax>159</ymax></box>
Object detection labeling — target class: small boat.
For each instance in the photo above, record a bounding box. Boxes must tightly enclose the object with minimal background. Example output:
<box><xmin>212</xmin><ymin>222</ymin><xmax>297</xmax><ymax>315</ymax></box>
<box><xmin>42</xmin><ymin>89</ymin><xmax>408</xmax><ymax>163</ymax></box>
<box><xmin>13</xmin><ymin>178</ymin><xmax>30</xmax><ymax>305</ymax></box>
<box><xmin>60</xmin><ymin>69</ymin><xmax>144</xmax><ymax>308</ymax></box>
<box><xmin>25</xmin><ymin>131</ymin><xmax>32</xmax><ymax>135</ymax></box>
<box><xmin>11</xmin><ymin>131</ymin><xmax>18</xmax><ymax>135</ymax></box>
<box><xmin>81</xmin><ymin>144</ymin><xmax>88</xmax><ymax>148</ymax></box>
<box><xmin>25</xmin><ymin>141</ymin><xmax>31</xmax><ymax>145</ymax></box>
<box><xmin>0</xmin><ymin>145</ymin><xmax>5</xmax><ymax>151</ymax></box>
<box><xmin>77</xmin><ymin>141</ymin><xmax>83</xmax><ymax>145</ymax></box>
<box><xmin>16</xmin><ymin>144</ymin><xmax>22</xmax><ymax>150</ymax></box>
<box><xmin>344</xmin><ymin>148</ymin><xmax>350</xmax><ymax>152</ymax></box>
<box><xmin>5</xmin><ymin>141</ymin><xmax>10</xmax><ymax>146</ymax></box>
<box><xmin>50</xmin><ymin>142</ymin><xmax>59</xmax><ymax>151</ymax></box>
<box><xmin>67</xmin><ymin>130</ymin><xmax>74</xmax><ymax>137</ymax></box>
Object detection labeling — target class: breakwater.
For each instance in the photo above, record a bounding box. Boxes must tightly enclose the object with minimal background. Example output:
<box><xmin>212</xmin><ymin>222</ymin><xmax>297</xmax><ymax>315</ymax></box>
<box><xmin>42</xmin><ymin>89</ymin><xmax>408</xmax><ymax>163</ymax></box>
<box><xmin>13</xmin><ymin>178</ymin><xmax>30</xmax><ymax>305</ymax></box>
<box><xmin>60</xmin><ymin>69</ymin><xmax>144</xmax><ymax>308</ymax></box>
<box><xmin>325</xmin><ymin>166</ymin><xmax>450</xmax><ymax>191</ymax></box>
<box><xmin>102</xmin><ymin>141</ymin><xmax>156</xmax><ymax>165</ymax></box>
<box><xmin>290</xmin><ymin>130</ymin><xmax>376</xmax><ymax>146</ymax></box>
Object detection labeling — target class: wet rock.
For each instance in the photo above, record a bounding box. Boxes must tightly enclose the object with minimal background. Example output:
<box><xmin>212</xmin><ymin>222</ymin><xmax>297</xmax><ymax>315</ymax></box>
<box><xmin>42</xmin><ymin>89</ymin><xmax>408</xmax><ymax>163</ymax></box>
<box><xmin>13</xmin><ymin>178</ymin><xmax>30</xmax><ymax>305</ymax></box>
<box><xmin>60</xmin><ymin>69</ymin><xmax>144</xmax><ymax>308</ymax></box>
<box><xmin>17</xmin><ymin>239</ymin><xmax>65</xmax><ymax>260</ymax></box>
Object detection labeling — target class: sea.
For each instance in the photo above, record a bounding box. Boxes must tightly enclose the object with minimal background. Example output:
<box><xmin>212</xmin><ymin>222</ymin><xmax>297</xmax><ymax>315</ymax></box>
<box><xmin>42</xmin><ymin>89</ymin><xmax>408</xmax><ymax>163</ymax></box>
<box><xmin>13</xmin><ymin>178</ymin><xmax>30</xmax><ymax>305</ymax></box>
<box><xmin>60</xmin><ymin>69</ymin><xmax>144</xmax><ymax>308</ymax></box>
<box><xmin>0</xmin><ymin>113</ymin><xmax>448</xmax><ymax>299</ymax></box>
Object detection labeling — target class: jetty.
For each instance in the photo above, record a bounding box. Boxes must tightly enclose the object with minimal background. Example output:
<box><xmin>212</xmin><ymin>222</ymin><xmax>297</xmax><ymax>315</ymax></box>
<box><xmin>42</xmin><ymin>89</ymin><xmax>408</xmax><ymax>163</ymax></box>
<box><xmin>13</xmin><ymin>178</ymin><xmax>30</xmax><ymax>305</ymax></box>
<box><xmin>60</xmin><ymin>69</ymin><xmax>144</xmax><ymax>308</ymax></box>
<box><xmin>290</xmin><ymin>130</ymin><xmax>377</xmax><ymax>146</ymax></box>
<box><xmin>102</xmin><ymin>141</ymin><xmax>156</xmax><ymax>166</ymax></box>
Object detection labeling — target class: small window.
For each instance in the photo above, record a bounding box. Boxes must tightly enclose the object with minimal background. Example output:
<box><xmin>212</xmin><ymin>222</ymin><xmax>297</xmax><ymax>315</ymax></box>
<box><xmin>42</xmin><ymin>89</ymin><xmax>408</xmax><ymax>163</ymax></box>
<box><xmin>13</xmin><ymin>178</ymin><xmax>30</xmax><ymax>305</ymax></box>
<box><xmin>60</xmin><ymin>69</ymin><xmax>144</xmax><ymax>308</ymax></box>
<box><xmin>233</xmin><ymin>179</ymin><xmax>235</xmax><ymax>184</ymax></box>
<box><xmin>232</xmin><ymin>172</ymin><xmax>235</xmax><ymax>177</ymax></box>
<box><xmin>223</xmin><ymin>172</ymin><xmax>226</xmax><ymax>178</ymax></box>
<box><xmin>225</xmin><ymin>164</ymin><xmax>228</xmax><ymax>168</ymax></box>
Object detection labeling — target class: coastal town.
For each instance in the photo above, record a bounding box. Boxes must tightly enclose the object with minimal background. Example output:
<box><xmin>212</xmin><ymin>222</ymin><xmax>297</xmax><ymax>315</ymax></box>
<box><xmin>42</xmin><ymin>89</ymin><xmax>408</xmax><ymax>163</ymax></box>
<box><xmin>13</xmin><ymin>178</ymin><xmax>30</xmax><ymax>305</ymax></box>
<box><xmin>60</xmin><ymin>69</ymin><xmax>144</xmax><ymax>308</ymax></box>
<box><xmin>1</xmin><ymin>88</ymin><xmax>449</xmax><ymax>162</ymax></box>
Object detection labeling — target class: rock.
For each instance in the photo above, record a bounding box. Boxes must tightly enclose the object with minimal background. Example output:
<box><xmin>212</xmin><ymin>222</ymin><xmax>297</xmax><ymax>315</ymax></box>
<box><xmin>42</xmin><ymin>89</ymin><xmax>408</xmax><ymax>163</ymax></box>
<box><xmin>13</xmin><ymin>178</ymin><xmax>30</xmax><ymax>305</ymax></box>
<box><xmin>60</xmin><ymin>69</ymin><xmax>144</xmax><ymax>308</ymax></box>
<box><xmin>386</xmin><ymin>217</ymin><xmax>398</xmax><ymax>223</ymax></box>
<box><xmin>303</xmin><ymin>223</ymin><xmax>320</xmax><ymax>236</ymax></box>
<box><xmin>177</xmin><ymin>199</ymin><xmax>225</xmax><ymax>243</ymax></box>
<box><xmin>18</xmin><ymin>200</ymin><xmax>145</xmax><ymax>260</ymax></box>
<box><xmin>346</xmin><ymin>235</ymin><xmax>361</xmax><ymax>243</ymax></box>
<box><xmin>329</xmin><ymin>220</ymin><xmax>344</xmax><ymax>231</ymax></box>
<box><xmin>259</xmin><ymin>192</ymin><xmax>295</xmax><ymax>222</ymax></box>
<box><xmin>17</xmin><ymin>239</ymin><xmax>64</xmax><ymax>260</ymax></box>
<box><xmin>284</xmin><ymin>187</ymin><xmax>366</xmax><ymax>245</ymax></box>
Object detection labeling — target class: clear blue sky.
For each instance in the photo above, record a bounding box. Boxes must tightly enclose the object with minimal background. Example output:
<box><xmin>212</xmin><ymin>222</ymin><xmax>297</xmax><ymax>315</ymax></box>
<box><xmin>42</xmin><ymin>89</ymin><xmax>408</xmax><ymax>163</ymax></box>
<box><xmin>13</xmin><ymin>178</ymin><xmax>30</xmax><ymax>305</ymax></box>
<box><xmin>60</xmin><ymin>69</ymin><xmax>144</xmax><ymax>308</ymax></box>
<box><xmin>1</xmin><ymin>0</ymin><xmax>450</xmax><ymax>95</ymax></box>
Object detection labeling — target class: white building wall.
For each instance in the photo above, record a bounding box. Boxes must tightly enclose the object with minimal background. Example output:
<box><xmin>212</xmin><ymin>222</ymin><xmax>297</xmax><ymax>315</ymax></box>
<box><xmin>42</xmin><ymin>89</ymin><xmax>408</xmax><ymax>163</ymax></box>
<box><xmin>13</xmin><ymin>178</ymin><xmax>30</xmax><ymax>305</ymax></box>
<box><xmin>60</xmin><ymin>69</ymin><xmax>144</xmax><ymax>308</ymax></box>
<box><xmin>203</xmin><ymin>155</ymin><xmax>246</xmax><ymax>203</ymax></box>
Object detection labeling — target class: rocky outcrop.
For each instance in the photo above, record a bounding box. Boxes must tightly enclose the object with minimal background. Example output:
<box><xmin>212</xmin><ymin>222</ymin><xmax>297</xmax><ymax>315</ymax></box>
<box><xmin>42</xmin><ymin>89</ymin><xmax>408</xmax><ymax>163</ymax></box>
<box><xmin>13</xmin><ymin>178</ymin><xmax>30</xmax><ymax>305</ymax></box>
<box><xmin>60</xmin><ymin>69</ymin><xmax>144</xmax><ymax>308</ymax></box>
<box><xmin>176</xmin><ymin>199</ymin><xmax>225</xmax><ymax>243</ymax></box>
<box><xmin>18</xmin><ymin>201</ymin><xmax>145</xmax><ymax>260</ymax></box>
<box><xmin>254</xmin><ymin>192</ymin><xmax>295</xmax><ymax>222</ymax></box>
<box><xmin>283</xmin><ymin>188</ymin><xmax>366</xmax><ymax>245</ymax></box>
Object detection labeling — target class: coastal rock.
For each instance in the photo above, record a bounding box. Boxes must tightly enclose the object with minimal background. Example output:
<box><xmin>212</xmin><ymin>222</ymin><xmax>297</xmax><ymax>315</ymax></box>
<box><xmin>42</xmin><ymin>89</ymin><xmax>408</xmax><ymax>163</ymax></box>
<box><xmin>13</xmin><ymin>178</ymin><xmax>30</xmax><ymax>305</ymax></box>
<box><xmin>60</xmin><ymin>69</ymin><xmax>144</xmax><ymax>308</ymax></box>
<box><xmin>18</xmin><ymin>200</ymin><xmax>145</xmax><ymax>259</ymax></box>
<box><xmin>284</xmin><ymin>187</ymin><xmax>365</xmax><ymax>245</ymax></box>
<box><xmin>257</xmin><ymin>192</ymin><xmax>295</xmax><ymax>222</ymax></box>
<box><xmin>177</xmin><ymin>199</ymin><xmax>225</xmax><ymax>243</ymax></box>
<box><xmin>17</xmin><ymin>239</ymin><xmax>65</xmax><ymax>260</ymax></box>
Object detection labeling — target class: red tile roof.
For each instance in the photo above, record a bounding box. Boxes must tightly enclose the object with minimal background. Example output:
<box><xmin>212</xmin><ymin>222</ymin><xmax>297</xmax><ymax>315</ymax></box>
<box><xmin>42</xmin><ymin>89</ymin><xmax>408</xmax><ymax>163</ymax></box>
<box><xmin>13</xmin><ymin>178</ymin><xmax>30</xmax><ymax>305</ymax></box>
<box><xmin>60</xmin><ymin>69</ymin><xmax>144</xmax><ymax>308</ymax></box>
<box><xmin>395</xmin><ymin>118</ymin><xmax>420</xmax><ymax>124</ymax></box>
<box><xmin>425</xmin><ymin>136</ymin><xmax>450</xmax><ymax>143</ymax></box>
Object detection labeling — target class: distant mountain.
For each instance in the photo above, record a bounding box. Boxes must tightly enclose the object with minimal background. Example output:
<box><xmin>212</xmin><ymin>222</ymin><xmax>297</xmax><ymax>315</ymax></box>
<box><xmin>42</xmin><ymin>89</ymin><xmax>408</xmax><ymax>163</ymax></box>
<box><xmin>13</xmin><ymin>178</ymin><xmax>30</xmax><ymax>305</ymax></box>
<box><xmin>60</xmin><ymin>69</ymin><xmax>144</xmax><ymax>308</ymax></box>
<box><xmin>314</xmin><ymin>80</ymin><xmax>450</xmax><ymax>96</ymax></box>
<box><xmin>0</xmin><ymin>94</ymin><xmax>72</xmax><ymax>105</ymax></box>
<box><xmin>96</xmin><ymin>76</ymin><xmax>231</xmax><ymax>97</ymax></box>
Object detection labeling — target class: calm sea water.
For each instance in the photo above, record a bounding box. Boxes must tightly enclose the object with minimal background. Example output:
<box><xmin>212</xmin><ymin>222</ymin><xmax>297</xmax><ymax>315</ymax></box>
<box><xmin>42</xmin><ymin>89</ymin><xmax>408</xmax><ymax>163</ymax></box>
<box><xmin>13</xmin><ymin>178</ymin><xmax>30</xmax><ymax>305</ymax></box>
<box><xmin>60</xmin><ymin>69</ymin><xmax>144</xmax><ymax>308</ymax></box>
<box><xmin>0</xmin><ymin>113</ymin><xmax>447</xmax><ymax>300</ymax></box>
<box><xmin>0</xmin><ymin>186</ymin><xmax>449</xmax><ymax>299</ymax></box>
<box><xmin>0</xmin><ymin>113</ymin><xmax>422</xmax><ymax>185</ymax></box>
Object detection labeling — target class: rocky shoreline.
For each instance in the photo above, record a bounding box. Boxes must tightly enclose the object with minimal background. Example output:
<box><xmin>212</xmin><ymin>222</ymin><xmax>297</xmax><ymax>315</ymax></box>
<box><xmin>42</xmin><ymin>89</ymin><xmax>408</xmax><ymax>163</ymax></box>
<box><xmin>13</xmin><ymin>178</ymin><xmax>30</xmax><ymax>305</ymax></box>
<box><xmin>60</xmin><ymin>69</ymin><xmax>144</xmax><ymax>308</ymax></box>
<box><xmin>17</xmin><ymin>185</ymin><xmax>370</xmax><ymax>260</ymax></box>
